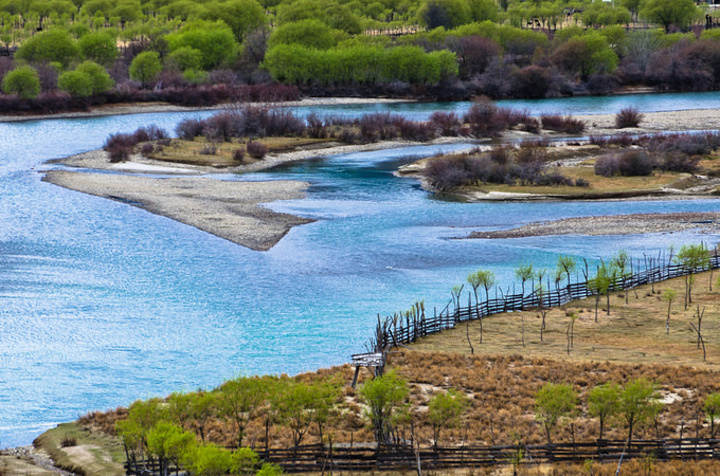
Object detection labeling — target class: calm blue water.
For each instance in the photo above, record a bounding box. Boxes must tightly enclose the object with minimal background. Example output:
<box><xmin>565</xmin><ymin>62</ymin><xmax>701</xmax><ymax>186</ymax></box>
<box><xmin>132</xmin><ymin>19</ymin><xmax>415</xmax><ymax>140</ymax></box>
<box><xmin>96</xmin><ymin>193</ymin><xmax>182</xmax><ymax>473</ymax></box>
<box><xmin>1</xmin><ymin>92</ymin><xmax>720</xmax><ymax>447</ymax></box>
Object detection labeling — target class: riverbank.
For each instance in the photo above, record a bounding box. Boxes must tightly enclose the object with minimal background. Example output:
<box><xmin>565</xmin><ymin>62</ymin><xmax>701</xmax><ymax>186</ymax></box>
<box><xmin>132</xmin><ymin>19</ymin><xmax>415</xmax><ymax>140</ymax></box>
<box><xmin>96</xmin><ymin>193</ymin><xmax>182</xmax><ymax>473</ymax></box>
<box><xmin>469</xmin><ymin>212</ymin><xmax>720</xmax><ymax>239</ymax></box>
<box><xmin>0</xmin><ymin>97</ymin><xmax>410</xmax><ymax>123</ymax></box>
<box><xmin>43</xmin><ymin>137</ymin><xmax>475</xmax><ymax>251</ymax></box>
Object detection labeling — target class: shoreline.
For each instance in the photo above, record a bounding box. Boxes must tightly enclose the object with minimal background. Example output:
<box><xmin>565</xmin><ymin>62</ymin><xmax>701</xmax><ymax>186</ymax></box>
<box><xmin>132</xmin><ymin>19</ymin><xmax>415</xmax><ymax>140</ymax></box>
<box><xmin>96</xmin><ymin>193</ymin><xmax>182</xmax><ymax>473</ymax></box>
<box><xmin>468</xmin><ymin>212</ymin><xmax>720</xmax><ymax>239</ymax></box>
<box><xmin>0</xmin><ymin>97</ymin><xmax>411</xmax><ymax>123</ymax></box>
<box><xmin>43</xmin><ymin>137</ymin><xmax>476</xmax><ymax>251</ymax></box>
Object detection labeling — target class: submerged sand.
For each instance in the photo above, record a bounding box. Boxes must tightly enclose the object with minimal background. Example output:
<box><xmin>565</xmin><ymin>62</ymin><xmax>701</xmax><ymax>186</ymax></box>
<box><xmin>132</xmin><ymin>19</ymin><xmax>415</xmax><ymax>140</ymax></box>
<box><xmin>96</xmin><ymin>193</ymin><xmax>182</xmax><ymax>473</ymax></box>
<box><xmin>40</xmin><ymin>106</ymin><xmax>720</xmax><ymax>251</ymax></box>
<box><xmin>469</xmin><ymin>212</ymin><xmax>720</xmax><ymax>239</ymax></box>
<box><xmin>42</xmin><ymin>170</ymin><xmax>313</xmax><ymax>252</ymax></box>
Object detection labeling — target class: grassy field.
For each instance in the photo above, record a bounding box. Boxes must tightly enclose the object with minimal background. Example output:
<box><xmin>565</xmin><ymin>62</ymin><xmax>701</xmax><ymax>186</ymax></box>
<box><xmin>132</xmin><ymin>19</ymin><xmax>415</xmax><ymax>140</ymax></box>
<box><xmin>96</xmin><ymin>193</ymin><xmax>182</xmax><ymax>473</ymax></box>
<box><xmin>148</xmin><ymin>137</ymin><xmax>333</xmax><ymax>167</ymax></box>
<box><xmin>411</xmin><ymin>270</ymin><xmax>720</xmax><ymax>369</ymax></box>
<box><xmin>445</xmin><ymin>144</ymin><xmax>720</xmax><ymax>199</ymax></box>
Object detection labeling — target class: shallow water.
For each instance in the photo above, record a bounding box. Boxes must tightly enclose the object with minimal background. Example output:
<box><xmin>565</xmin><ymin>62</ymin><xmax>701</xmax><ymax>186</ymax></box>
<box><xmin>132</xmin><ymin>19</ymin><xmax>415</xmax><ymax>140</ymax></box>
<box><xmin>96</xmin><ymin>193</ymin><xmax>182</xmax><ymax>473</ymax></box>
<box><xmin>0</xmin><ymin>92</ymin><xmax>719</xmax><ymax>447</ymax></box>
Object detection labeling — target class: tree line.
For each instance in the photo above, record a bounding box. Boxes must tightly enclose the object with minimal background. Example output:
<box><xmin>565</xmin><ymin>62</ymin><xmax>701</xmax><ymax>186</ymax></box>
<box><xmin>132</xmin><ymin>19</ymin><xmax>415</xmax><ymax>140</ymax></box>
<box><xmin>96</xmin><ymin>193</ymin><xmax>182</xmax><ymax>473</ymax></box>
<box><xmin>0</xmin><ymin>0</ymin><xmax>719</xmax><ymax>111</ymax></box>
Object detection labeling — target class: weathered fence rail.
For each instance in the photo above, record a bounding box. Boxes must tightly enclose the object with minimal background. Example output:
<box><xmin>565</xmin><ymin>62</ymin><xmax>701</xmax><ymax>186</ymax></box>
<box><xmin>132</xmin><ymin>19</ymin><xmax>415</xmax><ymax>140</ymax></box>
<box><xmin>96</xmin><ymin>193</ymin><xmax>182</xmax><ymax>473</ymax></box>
<box><xmin>126</xmin><ymin>438</ymin><xmax>720</xmax><ymax>474</ymax></box>
<box><xmin>368</xmin><ymin>250</ymin><xmax>720</xmax><ymax>353</ymax></box>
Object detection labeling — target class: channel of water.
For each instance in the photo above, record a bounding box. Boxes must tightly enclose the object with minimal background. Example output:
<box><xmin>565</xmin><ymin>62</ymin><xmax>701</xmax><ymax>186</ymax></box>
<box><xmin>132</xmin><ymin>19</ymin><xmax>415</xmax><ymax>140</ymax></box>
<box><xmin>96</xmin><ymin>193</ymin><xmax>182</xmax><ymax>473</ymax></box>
<box><xmin>0</xmin><ymin>92</ymin><xmax>719</xmax><ymax>447</ymax></box>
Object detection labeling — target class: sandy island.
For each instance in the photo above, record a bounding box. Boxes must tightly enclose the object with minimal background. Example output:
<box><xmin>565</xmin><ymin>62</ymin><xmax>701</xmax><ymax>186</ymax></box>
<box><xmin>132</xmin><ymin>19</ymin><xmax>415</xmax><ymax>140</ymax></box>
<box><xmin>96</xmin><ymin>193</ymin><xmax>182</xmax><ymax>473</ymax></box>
<box><xmin>43</xmin><ymin>169</ymin><xmax>314</xmax><ymax>252</ymax></box>
<box><xmin>469</xmin><ymin>212</ymin><xmax>720</xmax><ymax>239</ymax></box>
<box><xmin>38</xmin><ymin>103</ymin><xmax>720</xmax><ymax>250</ymax></box>
<box><xmin>43</xmin><ymin>136</ymin><xmax>475</xmax><ymax>251</ymax></box>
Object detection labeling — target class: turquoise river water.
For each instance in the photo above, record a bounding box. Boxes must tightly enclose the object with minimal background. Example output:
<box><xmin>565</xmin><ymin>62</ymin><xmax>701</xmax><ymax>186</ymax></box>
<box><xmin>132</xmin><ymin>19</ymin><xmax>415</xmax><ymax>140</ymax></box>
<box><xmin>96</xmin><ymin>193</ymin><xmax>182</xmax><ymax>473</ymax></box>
<box><xmin>1</xmin><ymin>91</ymin><xmax>720</xmax><ymax>447</ymax></box>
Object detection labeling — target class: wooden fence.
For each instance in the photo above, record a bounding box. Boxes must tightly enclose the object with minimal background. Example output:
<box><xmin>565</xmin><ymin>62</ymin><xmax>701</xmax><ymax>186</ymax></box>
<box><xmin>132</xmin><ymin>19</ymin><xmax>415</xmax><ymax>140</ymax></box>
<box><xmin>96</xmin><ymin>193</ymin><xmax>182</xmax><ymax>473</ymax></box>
<box><xmin>367</xmin><ymin>248</ymin><xmax>720</xmax><ymax>354</ymax></box>
<box><xmin>126</xmin><ymin>438</ymin><xmax>720</xmax><ymax>474</ymax></box>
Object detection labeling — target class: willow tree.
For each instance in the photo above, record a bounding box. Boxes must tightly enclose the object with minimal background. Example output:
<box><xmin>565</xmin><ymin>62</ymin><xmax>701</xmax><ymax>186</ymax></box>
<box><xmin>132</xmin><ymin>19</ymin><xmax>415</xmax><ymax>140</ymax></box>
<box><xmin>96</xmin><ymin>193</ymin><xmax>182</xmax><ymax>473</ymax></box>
<box><xmin>674</xmin><ymin>244</ymin><xmax>710</xmax><ymax>309</ymax></box>
<box><xmin>467</xmin><ymin>269</ymin><xmax>495</xmax><ymax>344</ymax></box>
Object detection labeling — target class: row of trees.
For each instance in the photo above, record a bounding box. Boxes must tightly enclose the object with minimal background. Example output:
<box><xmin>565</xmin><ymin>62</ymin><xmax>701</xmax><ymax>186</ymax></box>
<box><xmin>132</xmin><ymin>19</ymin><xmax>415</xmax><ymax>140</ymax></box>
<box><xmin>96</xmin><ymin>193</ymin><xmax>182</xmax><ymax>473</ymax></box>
<box><xmin>536</xmin><ymin>379</ymin><xmax>720</xmax><ymax>445</ymax></box>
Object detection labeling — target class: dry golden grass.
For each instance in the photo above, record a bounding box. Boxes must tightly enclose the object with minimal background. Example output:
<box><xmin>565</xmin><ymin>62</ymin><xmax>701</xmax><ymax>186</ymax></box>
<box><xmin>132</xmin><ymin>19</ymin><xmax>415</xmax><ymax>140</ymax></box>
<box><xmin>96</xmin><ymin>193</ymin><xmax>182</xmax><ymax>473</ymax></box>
<box><xmin>411</xmin><ymin>271</ymin><xmax>720</xmax><ymax>370</ymax></box>
<box><xmin>468</xmin><ymin>165</ymin><xmax>684</xmax><ymax>197</ymax></box>
<box><xmin>75</xmin><ymin>272</ymin><xmax>720</xmax><ymax>475</ymax></box>
<box><xmin>148</xmin><ymin>137</ymin><xmax>332</xmax><ymax>167</ymax></box>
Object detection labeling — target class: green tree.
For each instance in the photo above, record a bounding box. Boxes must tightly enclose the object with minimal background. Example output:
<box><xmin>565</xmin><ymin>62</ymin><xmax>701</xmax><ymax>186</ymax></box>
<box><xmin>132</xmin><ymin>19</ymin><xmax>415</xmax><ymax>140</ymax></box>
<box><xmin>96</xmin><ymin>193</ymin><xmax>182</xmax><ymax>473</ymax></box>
<box><xmin>551</xmin><ymin>33</ymin><xmax>619</xmax><ymax>79</ymax></box>
<box><xmin>1</xmin><ymin>65</ymin><xmax>41</xmax><ymax>99</ymax></box>
<box><xmin>268</xmin><ymin>19</ymin><xmax>344</xmax><ymax>50</ymax></box>
<box><xmin>200</xmin><ymin>0</ymin><xmax>266</xmax><ymax>43</ymax></box>
<box><xmin>181</xmin><ymin>443</ymin><xmax>233</xmax><ymax>476</ymax></box>
<box><xmin>620</xmin><ymin>0</ymin><xmax>643</xmax><ymax>22</ymax></box>
<box><xmin>229</xmin><ymin>447</ymin><xmax>260</xmax><ymax>476</ymax></box>
<box><xmin>58</xmin><ymin>69</ymin><xmax>93</xmax><ymax>97</ymax></box>
<box><xmin>641</xmin><ymin>0</ymin><xmax>699</xmax><ymax>33</ymax></box>
<box><xmin>75</xmin><ymin>60</ymin><xmax>114</xmax><ymax>94</ymax></box>
<box><xmin>167</xmin><ymin>391</ymin><xmax>194</xmax><ymax>429</ymax></box>
<box><xmin>167</xmin><ymin>46</ymin><xmax>203</xmax><ymax>71</ymax></box>
<box><xmin>115</xmin><ymin>398</ymin><xmax>168</xmax><ymax>459</ymax></box>
<box><xmin>619</xmin><ymin>379</ymin><xmax>662</xmax><ymax>445</ymax></box>
<box><xmin>427</xmin><ymin>388</ymin><xmax>469</xmax><ymax>448</ymax></box>
<box><xmin>219</xmin><ymin>376</ymin><xmax>268</xmax><ymax>447</ymax></box>
<box><xmin>674</xmin><ymin>244</ymin><xmax>710</xmax><ymax>308</ymax></box>
<box><xmin>612</xmin><ymin>250</ymin><xmax>630</xmax><ymax>304</ymax></box>
<box><xmin>276</xmin><ymin>379</ymin><xmax>341</xmax><ymax>447</ymax></box>
<box><xmin>129</xmin><ymin>50</ymin><xmax>162</xmax><ymax>86</ymax></box>
<box><xmin>535</xmin><ymin>382</ymin><xmax>577</xmax><ymax>444</ymax></box>
<box><xmin>588</xmin><ymin>383</ymin><xmax>620</xmax><ymax>441</ymax></box>
<box><xmin>417</xmin><ymin>0</ymin><xmax>471</xmax><ymax>30</ymax></box>
<box><xmin>277</xmin><ymin>0</ymin><xmax>361</xmax><ymax>34</ymax></box>
<box><xmin>514</xmin><ymin>262</ymin><xmax>534</xmax><ymax>296</ymax></box>
<box><xmin>147</xmin><ymin>422</ymin><xmax>195</xmax><ymax>474</ymax></box>
<box><xmin>166</xmin><ymin>20</ymin><xmax>239</xmax><ymax>70</ymax></box>
<box><xmin>189</xmin><ymin>391</ymin><xmax>217</xmax><ymax>442</ymax></box>
<box><xmin>358</xmin><ymin>369</ymin><xmax>409</xmax><ymax>444</ymax></box>
<box><xmin>589</xmin><ymin>260</ymin><xmax>613</xmax><ymax>321</ymax></box>
<box><xmin>77</xmin><ymin>30</ymin><xmax>118</xmax><ymax>66</ymax></box>
<box><xmin>704</xmin><ymin>392</ymin><xmax>720</xmax><ymax>438</ymax></box>
<box><xmin>15</xmin><ymin>29</ymin><xmax>78</xmax><ymax>67</ymax></box>
<box><xmin>467</xmin><ymin>268</ymin><xmax>495</xmax><ymax>343</ymax></box>
<box><xmin>468</xmin><ymin>0</ymin><xmax>498</xmax><ymax>23</ymax></box>
<box><xmin>556</xmin><ymin>255</ymin><xmax>577</xmax><ymax>289</ymax></box>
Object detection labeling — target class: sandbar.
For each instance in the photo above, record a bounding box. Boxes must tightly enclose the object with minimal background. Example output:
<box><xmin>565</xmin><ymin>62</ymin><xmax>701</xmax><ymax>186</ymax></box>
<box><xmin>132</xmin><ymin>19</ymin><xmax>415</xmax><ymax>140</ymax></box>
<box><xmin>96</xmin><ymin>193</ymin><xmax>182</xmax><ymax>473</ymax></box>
<box><xmin>42</xmin><ymin>170</ymin><xmax>313</xmax><ymax>251</ymax></box>
<box><xmin>469</xmin><ymin>212</ymin><xmax>720</xmax><ymax>239</ymax></box>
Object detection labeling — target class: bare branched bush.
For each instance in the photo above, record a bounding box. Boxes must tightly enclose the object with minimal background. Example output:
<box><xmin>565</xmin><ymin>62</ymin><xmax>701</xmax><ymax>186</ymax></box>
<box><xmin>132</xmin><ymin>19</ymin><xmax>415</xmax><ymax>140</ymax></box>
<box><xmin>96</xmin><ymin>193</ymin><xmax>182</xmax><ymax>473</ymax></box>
<box><xmin>615</xmin><ymin>107</ymin><xmax>644</xmax><ymax>129</ymax></box>
<box><xmin>246</xmin><ymin>140</ymin><xmax>267</xmax><ymax>159</ymax></box>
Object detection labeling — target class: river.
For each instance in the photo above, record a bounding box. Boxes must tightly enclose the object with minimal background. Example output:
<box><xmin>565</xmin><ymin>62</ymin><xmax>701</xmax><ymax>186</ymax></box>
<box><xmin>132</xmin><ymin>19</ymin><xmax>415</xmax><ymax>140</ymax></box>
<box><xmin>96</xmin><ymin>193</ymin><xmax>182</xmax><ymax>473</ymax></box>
<box><xmin>0</xmin><ymin>92</ymin><xmax>719</xmax><ymax>447</ymax></box>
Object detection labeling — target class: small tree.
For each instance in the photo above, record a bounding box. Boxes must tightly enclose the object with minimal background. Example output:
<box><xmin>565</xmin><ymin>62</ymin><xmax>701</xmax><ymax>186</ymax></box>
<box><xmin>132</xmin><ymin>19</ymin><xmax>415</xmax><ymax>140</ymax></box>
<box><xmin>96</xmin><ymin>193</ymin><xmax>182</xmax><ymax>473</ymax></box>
<box><xmin>674</xmin><ymin>244</ymin><xmax>710</xmax><ymax>309</ymax></box>
<box><xmin>58</xmin><ymin>70</ymin><xmax>93</xmax><ymax>97</ymax></box>
<box><xmin>535</xmin><ymin>382</ymin><xmax>577</xmax><ymax>444</ymax></box>
<box><xmin>219</xmin><ymin>376</ymin><xmax>268</xmax><ymax>447</ymax></box>
<box><xmin>612</xmin><ymin>250</ymin><xmax>630</xmax><ymax>305</ymax></box>
<box><xmin>589</xmin><ymin>261</ymin><xmax>613</xmax><ymax>322</ymax></box>
<box><xmin>467</xmin><ymin>269</ymin><xmax>495</xmax><ymax>344</ymax></box>
<box><xmin>190</xmin><ymin>391</ymin><xmax>217</xmax><ymax>443</ymax></box>
<box><xmin>515</xmin><ymin>262</ymin><xmax>534</xmax><ymax>297</ymax></box>
<box><xmin>129</xmin><ymin>51</ymin><xmax>162</xmax><ymax>87</ymax></box>
<box><xmin>181</xmin><ymin>443</ymin><xmax>233</xmax><ymax>476</ymax></box>
<box><xmin>588</xmin><ymin>383</ymin><xmax>620</xmax><ymax>441</ymax></box>
<box><xmin>2</xmin><ymin>65</ymin><xmax>41</xmax><ymax>99</ymax></box>
<box><xmin>703</xmin><ymin>392</ymin><xmax>720</xmax><ymax>438</ymax></box>
<box><xmin>147</xmin><ymin>422</ymin><xmax>195</xmax><ymax>475</ymax></box>
<box><xmin>662</xmin><ymin>289</ymin><xmax>677</xmax><ymax>335</ymax></box>
<box><xmin>276</xmin><ymin>378</ymin><xmax>341</xmax><ymax>448</ymax></box>
<box><xmin>535</xmin><ymin>268</ymin><xmax>549</xmax><ymax>341</ymax></box>
<box><xmin>358</xmin><ymin>370</ymin><xmax>409</xmax><ymax>445</ymax></box>
<box><xmin>557</xmin><ymin>255</ymin><xmax>576</xmax><ymax>289</ymax></box>
<box><xmin>427</xmin><ymin>389</ymin><xmax>469</xmax><ymax>448</ymax></box>
<box><xmin>76</xmin><ymin>60</ymin><xmax>114</xmax><ymax>94</ymax></box>
<box><xmin>618</xmin><ymin>379</ymin><xmax>662</xmax><ymax>445</ymax></box>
